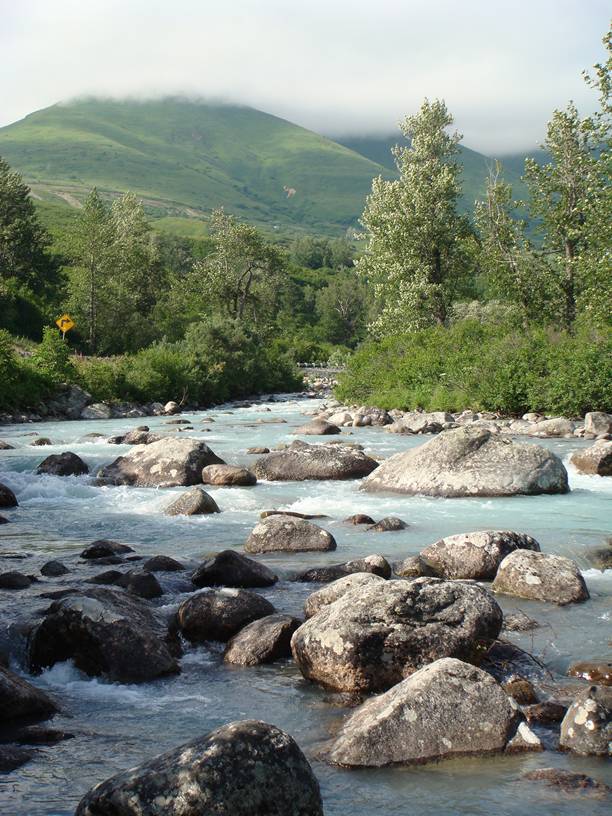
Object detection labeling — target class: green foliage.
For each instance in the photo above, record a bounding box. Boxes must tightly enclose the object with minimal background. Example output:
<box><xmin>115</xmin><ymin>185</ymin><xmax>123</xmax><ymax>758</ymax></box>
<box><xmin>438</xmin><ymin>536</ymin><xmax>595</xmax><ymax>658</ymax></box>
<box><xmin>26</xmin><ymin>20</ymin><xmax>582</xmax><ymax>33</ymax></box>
<box><xmin>336</xmin><ymin>321</ymin><xmax>612</xmax><ymax>416</ymax></box>
<box><xmin>0</xmin><ymin>329</ymin><xmax>54</xmax><ymax>411</ymax></box>
<box><xmin>31</xmin><ymin>326</ymin><xmax>75</xmax><ymax>383</ymax></box>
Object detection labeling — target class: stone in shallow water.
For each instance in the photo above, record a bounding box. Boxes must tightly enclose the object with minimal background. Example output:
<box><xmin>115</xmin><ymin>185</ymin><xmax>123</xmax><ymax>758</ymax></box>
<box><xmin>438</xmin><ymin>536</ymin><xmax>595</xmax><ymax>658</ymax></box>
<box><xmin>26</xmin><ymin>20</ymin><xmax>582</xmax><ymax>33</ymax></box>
<box><xmin>74</xmin><ymin>720</ymin><xmax>324</xmax><ymax>816</ymax></box>
<box><xmin>294</xmin><ymin>554</ymin><xmax>391</xmax><ymax>583</ymax></box>
<box><xmin>492</xmin><ymin>550</ymin><xmax>589</xmax><ymax>605</ymax></box>
<box><xmin>201</xmin><ymin>464</ymin><xmax>256</xmax><ymax>486</ymax></box>
<box><xmin>224</xmin><ymin>614</ymin><xmax>301</xmax><ymax>666</ymax></box>
<box><xmin>245</xmin><ymin>515</ymin><xmax>336</xmax><ymax>554</ymax></box>
<box><xmin>303</xmin><ymin>573</ymin><xmax>386</xmax><ymax>618</ymax></box>
<box><xmin>192</xmin><ymin>550</ymin><xmax>277</xmax><ymax>588</ymax></box>
<box><xmin>421</xmin><ymin>530</ymin><xmax>541</xmax><ymax>580</ymax></box>
<box><xmin>0</xmin><ymin>665</ymin><xmax>58</xmax><ymax>724</ymax></box>
<box><xmin>0</xmin><ymin>571</ymin><xmax>31</xmax><ymax>589</ymax></box>
<box><xmin>567</xmin><ymin>660</ymin><xmax>611</xmax><ymax>686</ymax></box>
<box><xmin>253</xmin><ymin>441</ymin><xmax>378</xmax><ymax>481</ymax></box>
<box><xmin>523</xmin><ymin>767</ymin><xmax>610</xmax><ymax>795</ymax></box>
<box><xmin>177</xmin><ymin>588</ymin><xmax>276</xmax><ymax>643</ymax></box>
<box><xmin>40</xmin><ymin>560</ymin><xmax>70</xmax><ymax>577</ymax></box>
<box><xmin>570</xmin><ymin>440</ymin><xmax>612</xmax><ymax>476</ymax></box>
<box><xmin>80</xmin><ymin>540</ymin><xmax>134</xmax><ymax>559</ymax></box>
<box><xmin>0</xmin><ymin>482</ymin><xmax>18</xmax><ymax>508</ymax></box>
<box><xmin>559</xmin><ymin>685</ymin><xmax>611</xmax><ymax>756</ymax></box>
<box><xmin>368</xmin><ymin>516</ymin><xmax>407</xmax><ymax>532</ymax></box>
<box><xmin>164</xmin><ymin>486</ymin><xmax>220</xmax><ymax>516</ymax></box>
<box><xmin>36</xmin><ymin>451</ymin><xmax>89</xmax><ymax>477</ymax></box>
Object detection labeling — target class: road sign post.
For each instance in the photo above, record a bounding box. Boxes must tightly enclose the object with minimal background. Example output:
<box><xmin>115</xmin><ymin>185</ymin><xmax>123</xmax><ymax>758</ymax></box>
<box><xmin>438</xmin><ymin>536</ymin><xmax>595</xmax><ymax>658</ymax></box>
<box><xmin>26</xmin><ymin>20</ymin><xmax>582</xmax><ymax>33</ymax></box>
<box><xmin>55</xmin><ymin>314</ymin><xmax>75</xmax><ymax>340</ymax></box>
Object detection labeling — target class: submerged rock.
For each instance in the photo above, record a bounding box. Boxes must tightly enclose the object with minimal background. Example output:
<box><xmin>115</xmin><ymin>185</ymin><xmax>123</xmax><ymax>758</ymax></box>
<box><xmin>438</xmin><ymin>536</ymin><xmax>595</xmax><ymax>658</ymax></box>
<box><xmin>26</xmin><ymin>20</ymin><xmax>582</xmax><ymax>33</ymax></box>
<box><xmin>304</xmin><ymin>573</ymin><xmax>386</xmax><ymax>618</ymax></box>
<box><xmin>0</xmin><ymin>482</ymin><xmax>18</xmax><ymax>508</ymax></box>
<box><xmin>253</xmin><ymin>441</ymin><xmax>378</xmax><ymax>481</ymax></box>
<box><xmin>0</xmin><ymin>665</ymin><xmax>58</xmax><ymax>724</ymax></box>
<box><xmin>201</xmin><ymin>464</ymin><xmax>257</xmax><ymax>486</ymax></box>
<box><xmin>492</xmin><ymin>550</ymin><xmax>589</xmax><ymax>605</ymax></box>
<box><xmin>570</xmin><ymin>440</ymin><xmax>612</xmax><ymax>476</ymax></box>
<box><xmin>0</xmin><ymin>440</ymin><xmax>15</xmax><ymax>450</ymax></box>
<box><xmin>369</xmin><ymin>516</ymin><xmax>407</xmax><ymax>532</ymax></box>
<box><xmin>224</xmin><ymin>614</ymin><xmax>301</xmax><ymax>666</ymax></box>
<box><xmin>421</xmin><ymin>530</ymin><xmax>541</xmax><ymax>580</ymax></box>
<box><xmin>361</xmin><ymin>426</ymin><xmax>569</xmax><ymax>497</ymax></box>
<box><xmin>98</xmin><ymin>437</ymin><xmax>224</xmax><ymax>488</ymax></box>
<box><xmin>245</xmin><ymin>515</ymin><xmax>336</xmax><ymax>554</ymax></box>
<box><xmin>30</xmin><ymin>437</ymin><xmax>51</xmax><ymax>447</ymax></box>
<box><xmin>28</xmin><ymin>587</ymin><xmax>179</xmax><ymax>683</ymax></box>
<box><xmin>291</xmin><ymin>577</ymin><xmax>503</xmax><ymax>693</ymax></box>
<box><xmin>176</xmin><ymin>588</ymin><xmax>276</xmax><ymax>643</ymax></box>
<box><xmin>36</xmin><ymin>451</ymin><xmax>89</xmax><ymax>477</ymax></box>
<box><xmin>294</xmin><ymin>554</ymin><xmax>391</xmax><ymax>583</ymax></box>
<box><xmin>344</xmin><ymin>513</ymin><xmax>375</xmax><ymax>525</ymax></box>
<box><xmin>164</xmin><ymin>486</ymin><xmax>220</xmax><ymax>516</ymax></box>
<box><xmin>567</xmin><ymin>661</ymin><xmax>611</xmax><ymax>686</ymax></box>
<box><xmin>560</xmin><ymin>686</ymin><xmax>611</xmax><ymax>756</ymax></box>
<box><xmin>80</xmin><ymin>540</ymin><xmax>134</xmax><ymax>560</ymax></box>
<box><xmin>192</xmin><ymin>550</ymin><xmax>277</xmax><ymax>588</ymax></box>
<box><xmin>327</xmin><ymin>658</ymin><xmax>538</xmax><ymax>767</ymax></box>
<box><xmin>74</xmin><ymin>720</ymin><xmax>324</xmax><ymax>816</ymax></box>
<box><xmin>523</xmin><ymin>767</ymin><xmax>611</xmax><ymax>795</ymax></box>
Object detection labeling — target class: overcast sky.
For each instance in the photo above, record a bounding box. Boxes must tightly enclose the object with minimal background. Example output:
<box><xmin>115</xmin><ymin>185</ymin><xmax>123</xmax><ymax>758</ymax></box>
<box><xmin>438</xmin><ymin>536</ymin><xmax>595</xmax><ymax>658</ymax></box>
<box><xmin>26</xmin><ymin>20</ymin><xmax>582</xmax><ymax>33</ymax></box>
<box><xmin>1</xmin><ymin>0</ymin><xmax>609</xmax><ymax>153</ymax></box>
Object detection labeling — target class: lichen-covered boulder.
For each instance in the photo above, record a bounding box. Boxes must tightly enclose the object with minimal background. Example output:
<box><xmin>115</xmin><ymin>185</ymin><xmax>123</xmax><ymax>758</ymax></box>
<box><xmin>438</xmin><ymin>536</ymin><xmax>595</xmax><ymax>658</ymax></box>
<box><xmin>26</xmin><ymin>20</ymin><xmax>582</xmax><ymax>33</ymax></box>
<box><xmin>327</xmin><ymin>658</ymin><xmax>539</xmax><ymax>767</ymax></box>
<box><xmin>192</xmin><ymin>550</ymin><xmax>277</xmax><ymax>588</ymax></box>
<box><xmin>527</xmin><ymin>417</ymin><xmax>575</xmax><ymax>437</ymax></box>
<box><xmin>421</xmin><ymin>530</ymin><xmax>541</xmax><ymax>580</ymax></box>
<box><xmin>224</xmin><ymin>615</ymin><xmax>301</xmax><ymax>666</ymax></box>
<box><xmin>294</xmin><ymin>554</ymin><xmax>391</xmax><ymax>583</ymax></box>
<box><xmin>304</xmin><ymin>573</ymin><xmax>386</xmax><ymax>618</ymax></box>
<box><xmin>492</xmin><ymin>550</ymin><xmax>589</xmax><ymax>605</ymax></box>
<box><xmin>253</xmin><ymin>441</ymin><xmax>378</xmax><ymax>481</ymax></box>
<box><xmin>570</xmin><ymin>440</ymin><xmax>612</xmax><ymax>476</ymax></box>
<box><xmin>245</xmin><ymin>515</ymin><xmax>336</xmax><ymax>554</ymax></box>
<box><xmin>291</xmin><ymin>577</ymin><xmax>503</xmax><ymax>693</ymax></box>
<box><xmin>164</xmin><ymin>486</ymin><xmax>220</xmax><ymax>515</ymax></box>
<box><xmin>0</xmin><ymin>665</ymin><xmax>58</xmax><ymax>724</ymax></box>
<box><xmin>361</xmin><ymin>426</ymin><xmax>569</xmax><ymax>497</ymax></box>
<box><xmin>176</xmin><ymin>588</ymin><xmax>275</xmax><ymax>643</ymax></box>
<box><xmin>28</xmin><ymin>587</ymin><xmax>179</xmax><ymax>683</ymax></box>
<box><xmin>201</xmin><ymin>464</ymin><xmax>257</xmax><ymax>486</ymax></box>
<box><xmin>75</xmin><ymin>720</ymin><xmax>324</xmax><ymax>816</ymax></box>
<box><xmin>36</xmin><ymin>451</ymin><xmax>89</xmax><ymax>477</ymax></box>
<box><xmin>97</xmin><ymin>437</ymin><xmax>224</xmax><ymax>487</ymax></box>
<box><xmin>584</xmin><ymin>411</ymin><xmax>612</xmax><ymax>436</ymax></box>
<box><xmin>560</xmin><ymin>686</ymin><xmax>611</xmax><ymax>756</ymax></box>
<box><xmin>0</xmin><ymin>482</ymin><xmax>18</xmax><ymax>508</ymax></box>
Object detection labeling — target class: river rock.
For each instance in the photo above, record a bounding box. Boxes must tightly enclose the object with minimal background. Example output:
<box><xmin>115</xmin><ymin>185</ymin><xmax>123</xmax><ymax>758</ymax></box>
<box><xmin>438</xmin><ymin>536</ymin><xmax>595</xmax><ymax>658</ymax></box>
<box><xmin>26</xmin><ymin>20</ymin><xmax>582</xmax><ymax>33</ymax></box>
<box><xmin>142</xmin><ymin>555</ymin><xmax>185</xmax><ymax>572</ymax></box>
<box><xmin>344</xmin><ymin>513</ymin><xmax>375</xmax><ymax>525</ymax></box>
<box><xmin>224</xmin><ymin>614</ymin><xmax>302</xmax><ymax>666</ymax></box>
<box><xmin>40</xmin><ymin>560</ymin><xmax>70</xmax><ymax>577</ymax></box>
<box><xmin>163</xmin><ymin>401</ymin><xmax>180</xmax><ymax>415</ymax></box>
<box><xmin>327</xmin><ymin>658</ymin><xmax>539</xmax><ymax>767</ymax></box>
<box><xmin>393</xmin><ymin>555</ymin><xmax>438</xmax><ymax>578</ymax></box>
<box><xmin>192</xmin><ymin>550</ymin><xmax>277</xmax><ymax>588</ymax></box>
<box><xmin>584</xmin><ymin>411</ymin><xmax>612</xmax><ymax>436</ymax></box>
<box><xmin>294</xmin><ymin>554</ymin><xmax>391</xmax><ymax>583</ymax></box>
<box><xmin>81</xmin><ymin>540</ymin><xmax>134</xmax><ymax>559</ymax></box>
<box><xmin>30</xmin><ymin>437</ymin><xmax>51</xmax><ymax>446</ymax></box>
<box><xmin>291</xmin><ymin>577</ymin><xmax>503</xmax><ymax>693</ymax></box>
<box><xmin>81</xmin><ymin>403</ymin><xmax>112</xmax><ymax>420</ymax></box>
<box><xmin>361</xmin><ymin>427</ymin><xmax>569</xmax><ymax>497</ymax></box>
<box><xmin>528</xmin><ymin>417</ymin><xmax>576</xmax><ymax>437</ymax></box>
<box><xmin>46</xmin><ymin>384</ymin><xmax>91</xmax><ymax>419</ymax></box>
<box><xmin>245</xmin><ymin>515</ymin><xmax>336</xmax><ymax>554</ymax></box>
<box><xmin>0</xmin><ymin>665</ymin><xmax>58</xmax><ymax>723</ymax></box>
<box><xmin>253</xmin><ymin>441</ymin><xmax>378</xmax><ymax>481</ymax></box>
<box><xmin>98</xmin><ymin>437</ymin><xmax>224</xmax><ymax>488</ymax></box>
<box><xmin>0</xmin><ymin>482</ymin><xmax>18</xmax><ymax>507</ymax></box>
<box><xmin>74</xmin><ymin>720</ymin><xmax>324</xmax><ymax>816</ymax></box>
<box><xmin>567</xmin><ymin>661</ymin><xmax>611</xmax><ymax>686</ymax></box>
<box><xmin>559</xmin><ymin>685</ymin><xmax>611</xmax><ymax>756</ymax></box>
<box><xmin>492</xmin><ymin>550</ymin><xmax>589</xmax><ymax>605</ymax></box>
<box><xmin>0</xmin><ymin>571</ymin><xmax>31</xmax><ymax>589</ymax></box>
<box><xmin>36</xmin><ymin>451</ymin><xmax>89</xmax><ymax>477</ymax></box>
<box><xmin>304</xmin><ymin>573</ymin><xmax>386</xmax><ymax>618</ymax></box>
<box><xmin>570</xmin><ymin>440</ymin><xmax>612</xmax><ymax>476</ymax></box>
<box><xmin>369</xmin><ymin>516</ymin><xmax>407</xmax><ymax>532</ymax></box>
<box><xmin>116</xmin><ymin>569</ymin><xmax>163</xmax><ymax>599</ymax></box>
<box><xmin>164</xmin><ymin>486</ymin><xmax>220</xmax><ymax>515</ymax></box>
<box><xmin>0</xmin><ymin>515</ymin><xmax>8</xmax><ymax>524</ymax></box>
<box><xmin>201</xmin><ymin>464</ymin><xmax>257</xmax><ymax>486</ymax></box>
<box><xmin>247</xmin><ymin>446</ymin><xmax>269</xmax><ymax>454</ymax></box>
<box><xmin>176</xmin><ymin>588</ymin><xmax>276</xmax><ymax>643</ymax></box>
<box><xmin>421</xmin><ymin>530</ymin><xmax>541</xmax><ymax>580</ymax></box>
<box><xmin>28</xmin><ymin>587</ymin><xmax>180</xmax><ymax>683</ymax></box>
<box><xmin>293</xmin><ymin>419</ymin><xmax>341</xmax><ymax>435</ymax></box>
<box><xmin>0</xmin><ymin>440</ymin><xmax>15</xmax><ymax>450</ymax></box>
<box><xmin>523</xmin><ymin>767</ymin><xmax>611</xmax><ymax>794</ymax></box>
<box><xmin>524</xmin><ymin>701</ymin><xmax>568</xmax><ymax>724</ymax></box>
<box><xmin>386</xmin><ymin>411</ymin><xmax>454</xmax><ymax>435</ymax></box>
<box><xmin>122</xmin><ymin>429</ymin><xmax>161</xmax><ymax>445</ymax></box>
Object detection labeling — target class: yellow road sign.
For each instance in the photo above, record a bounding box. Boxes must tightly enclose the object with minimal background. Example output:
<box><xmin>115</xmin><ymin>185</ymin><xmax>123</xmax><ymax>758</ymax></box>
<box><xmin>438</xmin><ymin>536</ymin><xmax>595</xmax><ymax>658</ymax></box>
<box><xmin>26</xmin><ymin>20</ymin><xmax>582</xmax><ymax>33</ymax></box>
<box><xmin>56</xmin><ymin>314</ymin><xmax>75</xmax><ymax>333</ymax></box>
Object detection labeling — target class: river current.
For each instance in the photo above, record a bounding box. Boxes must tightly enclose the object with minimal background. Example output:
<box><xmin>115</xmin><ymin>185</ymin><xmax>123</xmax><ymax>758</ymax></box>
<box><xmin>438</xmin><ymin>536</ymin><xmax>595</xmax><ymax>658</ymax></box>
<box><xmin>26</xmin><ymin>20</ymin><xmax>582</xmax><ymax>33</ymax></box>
<box><xmin>0</xmin><ymin>396</ymin><xmax>610</xmax><ymax>815</ymax></box>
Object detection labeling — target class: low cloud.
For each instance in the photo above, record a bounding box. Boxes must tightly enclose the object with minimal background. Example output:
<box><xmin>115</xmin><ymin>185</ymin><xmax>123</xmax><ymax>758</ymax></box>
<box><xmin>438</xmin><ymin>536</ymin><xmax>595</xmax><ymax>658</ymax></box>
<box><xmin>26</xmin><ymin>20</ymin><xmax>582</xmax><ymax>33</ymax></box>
<box><xmin>1</xmin><ymin>0</ymin><xmax>609</xmax><ymax>153</ymax></box>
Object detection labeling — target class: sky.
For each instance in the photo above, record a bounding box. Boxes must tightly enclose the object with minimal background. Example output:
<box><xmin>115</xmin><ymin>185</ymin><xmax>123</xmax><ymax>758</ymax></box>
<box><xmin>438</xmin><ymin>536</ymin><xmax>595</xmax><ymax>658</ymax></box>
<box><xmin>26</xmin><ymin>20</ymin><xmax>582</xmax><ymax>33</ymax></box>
<box><xmin>1</xmin><ymin>0</ymin><xmax>609</xmax><ymax>154</ymax></box>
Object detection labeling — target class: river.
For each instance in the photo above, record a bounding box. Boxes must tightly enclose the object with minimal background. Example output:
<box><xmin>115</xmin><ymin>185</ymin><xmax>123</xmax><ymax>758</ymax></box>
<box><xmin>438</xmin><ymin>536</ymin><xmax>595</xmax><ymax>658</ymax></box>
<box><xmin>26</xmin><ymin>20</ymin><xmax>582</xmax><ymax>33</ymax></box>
<box><xmin>0</xmin><ymin>396</ymin><xmax>610</xmax><ymax>815</ymax></box>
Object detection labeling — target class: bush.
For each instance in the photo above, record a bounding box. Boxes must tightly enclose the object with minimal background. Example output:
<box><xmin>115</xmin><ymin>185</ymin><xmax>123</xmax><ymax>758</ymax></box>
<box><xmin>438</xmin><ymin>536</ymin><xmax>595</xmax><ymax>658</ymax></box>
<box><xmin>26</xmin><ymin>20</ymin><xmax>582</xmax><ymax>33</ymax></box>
<box><xmin>31</xmin><ymin>327</ymin><xmax>75</xmax><ymax>383</ymax></box>
<box><xmin>336</xmin><ymin>321</ymin><xmax>612</xmax><ymax>416</ymax></box>
<box><xmin>0</xmin><ymin>329</ymin><xmax>53</xmax><ymax>411</ymax></box>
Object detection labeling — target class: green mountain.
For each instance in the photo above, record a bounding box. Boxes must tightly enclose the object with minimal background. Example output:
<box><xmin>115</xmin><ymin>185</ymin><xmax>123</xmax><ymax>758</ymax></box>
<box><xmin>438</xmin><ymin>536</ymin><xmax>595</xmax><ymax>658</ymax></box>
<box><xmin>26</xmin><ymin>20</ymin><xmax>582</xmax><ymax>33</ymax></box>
<box><xmin>0</xmin><ymin>97</ymin><xmax>533</xmax><ymax>237</ymax></box>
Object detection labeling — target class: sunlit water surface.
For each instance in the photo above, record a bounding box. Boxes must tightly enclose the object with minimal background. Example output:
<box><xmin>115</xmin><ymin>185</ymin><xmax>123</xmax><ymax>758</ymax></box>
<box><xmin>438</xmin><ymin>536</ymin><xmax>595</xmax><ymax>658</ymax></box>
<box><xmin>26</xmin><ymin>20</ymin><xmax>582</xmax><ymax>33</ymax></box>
<box><xmin>0</xmin><ymin>397</ymin><xmax>610</xmax><ymax>815</ymax></box>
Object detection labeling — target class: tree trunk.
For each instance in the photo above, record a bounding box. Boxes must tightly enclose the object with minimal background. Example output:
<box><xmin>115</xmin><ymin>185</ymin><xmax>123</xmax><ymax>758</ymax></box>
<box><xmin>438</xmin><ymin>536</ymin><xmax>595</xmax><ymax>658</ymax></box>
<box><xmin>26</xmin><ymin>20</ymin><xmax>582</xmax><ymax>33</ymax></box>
<box><xmin>89</xmin><ymin>257</ymin><xmax>97</xmax><ymax>354</ymax></box>
<box><xmin>563</xmin><ymin>239</ymin><xmax>576</xmax><ymax>331</ymax></box>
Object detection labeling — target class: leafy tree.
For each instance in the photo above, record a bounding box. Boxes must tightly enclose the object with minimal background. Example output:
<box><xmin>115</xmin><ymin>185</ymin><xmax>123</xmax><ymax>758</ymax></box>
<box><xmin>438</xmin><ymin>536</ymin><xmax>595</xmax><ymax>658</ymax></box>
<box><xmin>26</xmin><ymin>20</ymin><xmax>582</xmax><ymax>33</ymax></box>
<box><xmin>191</xmin><ymin>209</ymin><xmax>286</xmax><ymax>323</ymax></box>
<box><xmin>357</xmin><ymin>99</ymin><xmax>470</xmax><ymax>335</ymax></box>
<box><xmin>315</xmin><ymin>271</ymin><xmax>368</xmax><ymax>345</ymax></box>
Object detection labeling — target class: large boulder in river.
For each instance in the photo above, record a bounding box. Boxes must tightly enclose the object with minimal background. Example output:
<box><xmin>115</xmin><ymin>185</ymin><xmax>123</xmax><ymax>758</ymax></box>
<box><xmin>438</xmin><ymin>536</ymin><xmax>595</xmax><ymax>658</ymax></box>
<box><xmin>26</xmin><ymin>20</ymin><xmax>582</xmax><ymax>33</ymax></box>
<box><xmin>75</xmin><ymin>720</ymin><xmax>324</xmax><ymax>816</ymax></box>
<box><xmin>253</xmin><ymin>441</ymin><xmax>378</xmax><ymax>481</ymax></box>
<box><xmin>570</xmin><ymin>440</ymin><xmax>612</xmax><ymax>476</ymax></box>
<box><xmin>28</xmin><ymin>587</ymin><xmax>180</xmax><ymax>683</ymax></box>
<box><xmin>293</xmin><ymin>419</ymin><xmax>341</xmax><ymax>435</ymax></box>
<box><xmin>304</xmin><ymin>573</ymin><xmax>386</xmax><ymax>618</ymax></box>
<box><xmin>164</xmin><ymin>486</ymin><xmax>220</xmax><ymax>515</ymax></box>
<box><xmin>201</xmin><ymin>464</ymin><xmax>257</xmax><ymax>486</ymax></box>
<box><xmin>0</xmin><ymin>665</ymin><xmax>58</xmax><ymax>724</ymax></box>
<box><xmin>327</xmin><ymin>658</ymin><xmax>539</xmax><ymax>767</ymax></box>
<box><xmin>97</xmin><ymin>437</ymin><xmax>224</xmax><ymax>488</ymax></box>
<box><xmin>527</xmin><ymin>417</ymin><xmax>575</xmax><ymax>437</ymax></box>
<box><xmin>294</xmin><ymin>554</ymin><xmax>391</xmax><ymax>583</ymax></box>
<box><xmin>245</xmin><ymin>515</ymin><xmax>336</xmax><ymax>554</ymax></box>
<box><xmin>291</xmin><ymin>577</ymin><xmax>503</xmax><ymax>693</ymax></box>
<box><xmin>421</xmin><ymin>530</ymin><xmax>541</xmax><ymax>580</ymax></box>
<box><xmin>224</xmin><ymin>614</ymin><xmax>301</xmax><ymax>666</ymax></box>
<box><xmin>492</xmin><ymin>550</ymin><xmax>589</xmax><ymax>605</ymax></box>
<box><xmin>584</xmin><ymin>411</ymin><xmax>612</xmax><ymax>436</ymax></box>
<box><xmin>192</xmin><ymin>550</ymin><xmax>277</xmax><ymax>588</ymax></box>
<box><xmin>176</xmin><ymin>588</ymin><xmax>276</xmax><ymax>643</ymax></box>
<box><xmin>0</xmin><ymin>482</ymin><xmax>18</xmax><ymax>508</ymax></box>
<box><xmin>36</xmin><ymin>451</ymin><xmax>89</xmax><ymax>477</ymax></box>
<box><xmin>361</xmin><ymin>426</ymin><xmax>569</xmax><ymax>497</ymax></box>
<box><xmin>386</xmin><ymin>411</ymin><xmax>454</xmax><ymax>435</ymax></box>
<box><xmin>559</xmin><ymin>686</ymin><xmax>611</xmax><ymax>756</ymax></box>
